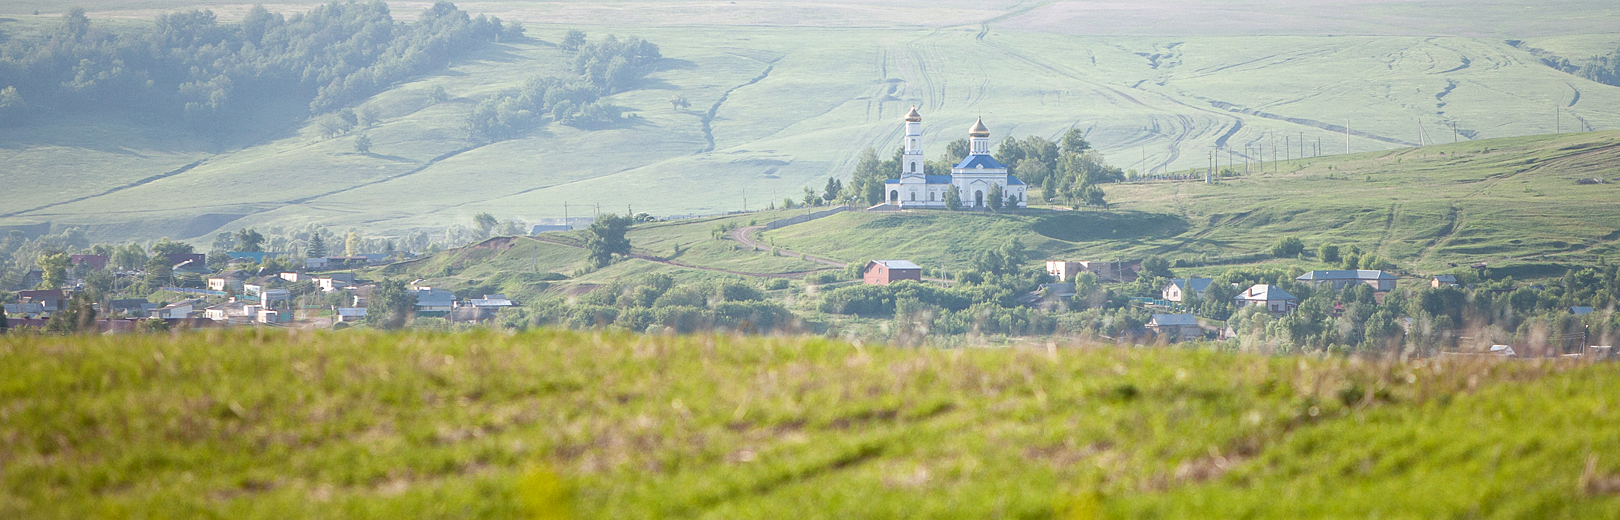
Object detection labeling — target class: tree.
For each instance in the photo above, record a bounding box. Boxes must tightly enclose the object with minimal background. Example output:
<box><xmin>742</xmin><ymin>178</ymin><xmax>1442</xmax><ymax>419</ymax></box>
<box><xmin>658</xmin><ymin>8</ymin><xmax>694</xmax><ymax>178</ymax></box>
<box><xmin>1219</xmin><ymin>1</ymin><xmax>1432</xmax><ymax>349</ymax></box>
<box><xmin>669</xmin><ymin>95</ymin><xmax>689</xmax><ymax>111</ymax></box>
<box><xmin>474</xmin><ymin>213</ymin><xmax>499</xmax><ymax>238</ymax></box>
<box><xmin>358</xmin><ymin>106</ymin><xmax>379</xmax><ymax>127</ymax></box>
<box><xmin>1061</xmin><ymin>127</ymin><xmax>1092</xmax><ymax>155</ymax></box>
<box><xmin>944</xmin><ymin>138</ymin><xmax>970</xmax><ymax>163</ymax></box>
<box><xmin>354</xmin><ymin>134</ymin><xmax>372</xmax><ymax>154</ymax></box>
<box><xmin>1007</xmin><ymin>190</ymin><xmax>1021</xmax><ymax>209</ymax></box>
<box><xmin>802</xmin><ymin>186</ymin><xmax>819</xmax><ymax>207</ymax></box>
<box><xmin>1141</xmin><ymin>255</ymin><xmax>1173</xmax><ymax>278</ymax></box>
<box><xmin>848</xmin><ymin>148</ymin><xmax>888</xmax><ymax>205</ymax></box>
<box><xmin>586</xmin><ymin>214</ymin><xmax>633</xmax><ymax>267</ymax></box>
<box><xmin>85</xmin><ymin>269</ymin><xmax>114</xmax><ymax>297</ymax></box>
<box><xmin>150</xmin><ymin>238</ymin><xmax>194</xmax><ymax>256</ymax></box>
<box><xmin>366</xmin><ymin>279</ymin><xmax>417</xmax><ymax>329</ymax></box>
<box><xmin>113</xmin><ymin>243</ymin><xmax>147</xmax><ymax>271</ymax></box>
<box><xmin>145</xmin><ymin>256</ymin><xmax>173</xmax><ymax>284</ymax></box>
<box><xmin>46</xmin><ymin>291</ymin><xmax>97</xmax><ymax>334</ymax></box>
<box><xmin>307</xmin><ymin>233</ymin><xmax>328</xmax><ymax>258</ymax></box>
<box><xmin>1318</xmin><ymin>244</ymin><xmax>1341</xmax><ymax>264</ymax></box>
<box><xmin>430</xmin><ymin>85</ymin><xmax>451</xmax><ymax>103</ymax></box>
<box><xmin>987</xmin><ymin>183</ymin><xmax>1005</xmax><ymax>211</ymax></box>
<box><xmin>1271</xmin><ymin>236</ymin><xmax>1306</xmax><ymax>258</ymax></box>
<box><xmin>37</xmin><ymin>253</ymin><xmax>70</xmax><ymax>290</ymax></box>
<box><xmin>345</xmin><ymin>230</ymin><xmax>362</xmax><ymax>256</ymax></box>
<box><xmin>822</xmin><ymin>177</ymin><xmax>843</xmax><ymax>203</ymax></box>
<box><xmin>235</xmin><ymin>228</ymin><xmax>265</xmax><ymax>252</ymax></box>
<box><xmin>561</xmin><ymin>29</ymin><xmax>587</xmax><ymax>51</ymax></box>
<box><xmin>945</xmin><ymin>185</ymin><xmax>963</xmax><ymax>211</ymax></box>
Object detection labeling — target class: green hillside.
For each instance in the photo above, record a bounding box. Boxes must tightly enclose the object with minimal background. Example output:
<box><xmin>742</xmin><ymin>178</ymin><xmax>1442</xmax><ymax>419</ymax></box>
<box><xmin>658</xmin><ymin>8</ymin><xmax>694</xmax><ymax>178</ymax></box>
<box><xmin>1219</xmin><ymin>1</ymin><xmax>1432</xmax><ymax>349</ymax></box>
<box><xmin>2</xmin><ymin>2</ymin><xmax>1619</xmax><ymax>242</ymax></box>
<box><xmin>3</xmin><ymin>329</ymin><xmax>1617</xmax><ymax>518</ymax></box>
<box><xmin>766</xmin><ymin>130</ymin><xmax>1620</xmax><ymax>279</ymax></box>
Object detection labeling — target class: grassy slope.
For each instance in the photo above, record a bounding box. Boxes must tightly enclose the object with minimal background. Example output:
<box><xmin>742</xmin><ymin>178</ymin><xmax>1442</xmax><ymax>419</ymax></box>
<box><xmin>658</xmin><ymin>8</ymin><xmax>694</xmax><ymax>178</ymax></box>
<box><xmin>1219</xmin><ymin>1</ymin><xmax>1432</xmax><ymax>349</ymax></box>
<box><xmin>764</xmin><ymin>130</ymin><xmax>1620</xmax><ymax>278</ymax></box>
<box><xmin>3</xmin><ymin>3</ymin><xmax>1620</xmax><ymax>242</ymax></box>
<box><xmin>3</xmin><ymin>330</ymin><xmax>1618</xmax><ymax>518</ymax></box>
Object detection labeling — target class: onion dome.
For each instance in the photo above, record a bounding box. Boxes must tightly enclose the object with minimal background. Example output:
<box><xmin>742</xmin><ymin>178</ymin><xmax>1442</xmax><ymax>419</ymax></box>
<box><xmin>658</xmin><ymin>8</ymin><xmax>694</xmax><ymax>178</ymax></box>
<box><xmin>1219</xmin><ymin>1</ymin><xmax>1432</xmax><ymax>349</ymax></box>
<box><xmin>904</xmin><ymin>106</ymin><xmax>922</xmax><ymax>122</ymax></box>
<box><xmin>968</xmin><ymin>117</ymin><xmax>990</xmax><ymax>137</ymax></box>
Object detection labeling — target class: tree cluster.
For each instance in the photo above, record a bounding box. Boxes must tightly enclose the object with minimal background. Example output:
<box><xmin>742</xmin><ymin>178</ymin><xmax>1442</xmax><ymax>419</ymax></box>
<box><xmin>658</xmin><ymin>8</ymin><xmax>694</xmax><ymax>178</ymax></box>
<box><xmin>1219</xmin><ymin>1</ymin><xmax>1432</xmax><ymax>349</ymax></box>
<box><xmin>508</xmin><ymin>273</ymin><xmax>794</xmax><ymax>334</ymax></box>
<box><xmin>0</xmin><ymin>2</ymin><xmax>518</xmax><ymax>131</ymax></box>
<box><xmin>463</xmin><ymin>33</ymin><xmax>661</xmax><ymax>141</ymax></box>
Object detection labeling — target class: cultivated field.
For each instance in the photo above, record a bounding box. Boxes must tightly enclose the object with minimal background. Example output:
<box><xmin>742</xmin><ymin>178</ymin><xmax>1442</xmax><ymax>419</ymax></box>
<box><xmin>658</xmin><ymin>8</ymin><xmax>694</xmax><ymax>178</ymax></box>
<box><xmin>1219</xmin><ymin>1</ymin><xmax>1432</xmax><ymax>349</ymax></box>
<box><xmin>3</xmin><ymin>329</ymin><xmax>1618</xmax><ymax>518</ymax></box>
<box><xmin>1</xmin><ymin>1</ymin><xmax>1618</xmax><ymax>241</ymax></box>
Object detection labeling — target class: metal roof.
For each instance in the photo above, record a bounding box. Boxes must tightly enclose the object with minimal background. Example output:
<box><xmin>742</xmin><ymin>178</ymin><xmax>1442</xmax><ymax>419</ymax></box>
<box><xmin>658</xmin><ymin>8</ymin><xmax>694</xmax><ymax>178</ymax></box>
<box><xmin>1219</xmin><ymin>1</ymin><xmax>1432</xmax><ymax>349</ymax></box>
<box><xmin>1149</xmin><ymin>314</ymin><xmax>1199</xmax><ymax>326</ymax></box>
<box><xmin>1235</xmin><ymin>284</ymin><xmax>1297</xmax><ymax>301</ymax></box>
<box><xmin>1296</xmin><ymin>270</ymin><xmax>1396</xmax><ymax>281</ymax></box>
<box><xmin>1167</xmin><ymin>278</ymin><xmax>1214</xmax><ymax>292</ymax></box>
<box><xmin>872</xmin><ymin>260</ymin><xmax>922</xmax><ymax>270</ymax></box>
<box><xmin>953</xmin><ymin>154</ymin><xmax>1007</xmax><ymax>170</ymax></box>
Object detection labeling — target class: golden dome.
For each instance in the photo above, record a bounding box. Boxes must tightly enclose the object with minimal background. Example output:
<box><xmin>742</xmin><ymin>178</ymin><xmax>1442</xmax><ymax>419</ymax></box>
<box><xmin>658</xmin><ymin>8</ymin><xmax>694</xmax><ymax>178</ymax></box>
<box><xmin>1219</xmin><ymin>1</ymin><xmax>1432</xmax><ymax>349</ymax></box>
<box><xmin>968</xmin><ymin>117</ymin><xmax>990</xmax><ymax>137</ymax></box>
<box><xmin>904</xmin><ymin>106</ymin><xmax>922</xmax><ymax>122</ymax></box>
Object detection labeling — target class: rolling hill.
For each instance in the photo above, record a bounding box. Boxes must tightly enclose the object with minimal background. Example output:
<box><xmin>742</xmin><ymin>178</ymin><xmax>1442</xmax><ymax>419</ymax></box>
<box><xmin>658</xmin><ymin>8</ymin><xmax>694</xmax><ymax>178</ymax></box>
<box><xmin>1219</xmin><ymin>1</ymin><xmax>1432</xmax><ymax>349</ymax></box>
<box><xmin>379</xmin><ymin>129</ymin><xmax>1620</xmax><ymax>304</ymax></box>
<box><xmin>1</xmin><ymin>1</ymin><xmax>1619</xmax><ymax>243</ymax></box>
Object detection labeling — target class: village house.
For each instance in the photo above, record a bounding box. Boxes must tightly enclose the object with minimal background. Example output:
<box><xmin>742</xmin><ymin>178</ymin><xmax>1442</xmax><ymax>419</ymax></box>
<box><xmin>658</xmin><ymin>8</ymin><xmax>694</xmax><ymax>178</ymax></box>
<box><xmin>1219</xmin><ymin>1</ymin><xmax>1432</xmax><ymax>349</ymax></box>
<box><xmin>1045</xmin><ymin>260</ymin><xmax>1140</xmax><ymax>283</ymax></box>
<box><xmin>1161</xmin><ymin>278</ymin><xmax>1214</xmax><ymax>302</ymax></box>
<box><xmin>70</xmin><ymin>254</ymin><xmax>109</xmax><ymax>271</ymax></box>
<box><xmin>3</xmin><ymin>302</ymin><xmax>46</xmax><ymax>318</ymax></box>
<box><xmin>205</xmin><ymin>300</ymin><xmax>261</xmax><ymax>325</ymax></box>
<box><xmin>1146</xmin><ymin>314</ymin><xmax>1203</xmax><ymax>342</ymax></box>
<box><xmin>305</xmin><ymin>257</ymin><xmax>330</xmax><ymax>270</ymax></box>
<box><xmin>155</xmin><ymin>299</ymin><xmax>201</xmax><ymax>319</ymax></box>
<box><xmin>17</xmin><ymin>289</ymin><xmax>64</xmax><ymax>313</ymax></box>
<box><xmin>109</xmin><ymin>298</ymin><xmax>158</xmax><ymax>317</ymax></box>
<box><xmin>1234</xmin><ymin>284</ymin><xmax>1299</xmax><ymax>314</ymax></box>
<box><xmin>207</xmin><ymin>270</ymin><xmax>251</xmax><ymax>292</ymax></box>
<box><xmin>414</xmin><ymin>287</ymin><xmax>456</xmax><ymax>316</ymax></box>
<box><xmin>280</xmin><ymin>272</ymin><xmax>307</xmax><ymax>282</ymax></box>
<box><xmin>1432</xmin><ymin>275</ymin><xmax>1460</xmax><ymax>288</ymax></box>
<box><xmin>1295</xmin><ymin>270</ymin><xmax>1396</xmax><ymax>291</ymax></box>
<box><xmin>336</xmin><ymin>307</ymin><xmax>368</xmax><ymax>322</ymax></box>
<box><xmin>863</xmin><ymin>260</ymin><xmax>923</xmax><ymax>285</ymax></box>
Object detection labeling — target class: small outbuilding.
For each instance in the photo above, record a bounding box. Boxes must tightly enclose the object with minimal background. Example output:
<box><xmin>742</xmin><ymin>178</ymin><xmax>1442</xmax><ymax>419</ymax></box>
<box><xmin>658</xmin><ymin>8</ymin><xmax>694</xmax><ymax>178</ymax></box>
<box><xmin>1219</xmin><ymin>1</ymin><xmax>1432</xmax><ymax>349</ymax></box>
<box><xmin>863</xmin><ymin>260</ymin><xmax>923</xmax><ymax>285</ymax></box>
<box><xmin>1146</xmin><ymin>314</ymin><xmax>1203</xmax><ymax>342</ymax></box>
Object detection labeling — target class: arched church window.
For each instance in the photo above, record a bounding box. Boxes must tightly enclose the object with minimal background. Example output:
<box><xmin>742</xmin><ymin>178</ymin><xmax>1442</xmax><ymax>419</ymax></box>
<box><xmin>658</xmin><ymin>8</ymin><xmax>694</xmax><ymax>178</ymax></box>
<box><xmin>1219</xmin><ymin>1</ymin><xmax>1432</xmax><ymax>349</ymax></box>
<box><xmin>910</xmin><ymin>192</ymin><xmax>916</xmax><ymax>201</ymax></box>
<box><xmin>890</xmin><ymin>190</ymin><xmax>899</xmax><ymax>202</ymax></box>
<box><xmin>910</xmin><ymin>163</ymin><xmax>916</xmax><ymax>173</ymax></box>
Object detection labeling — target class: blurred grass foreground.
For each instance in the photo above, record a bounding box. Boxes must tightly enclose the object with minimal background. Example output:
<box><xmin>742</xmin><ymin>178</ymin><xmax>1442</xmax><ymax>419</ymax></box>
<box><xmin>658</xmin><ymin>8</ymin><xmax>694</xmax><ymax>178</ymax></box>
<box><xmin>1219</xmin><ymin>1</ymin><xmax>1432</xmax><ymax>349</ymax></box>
<box><xmin>3</xmin><ymin>329</ymin><xmax>1619</xmax><ymax>518</ymax></box>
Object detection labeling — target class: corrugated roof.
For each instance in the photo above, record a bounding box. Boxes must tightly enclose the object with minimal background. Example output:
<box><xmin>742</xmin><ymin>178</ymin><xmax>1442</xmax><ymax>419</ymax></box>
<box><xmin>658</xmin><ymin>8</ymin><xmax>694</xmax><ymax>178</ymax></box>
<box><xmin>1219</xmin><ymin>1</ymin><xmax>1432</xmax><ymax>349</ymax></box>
<box><xmin>1296</xmin><ymin>270</ymin><xmax>1395</xmax><ymax>281</ymax></box>
<box><xmin>873</xmin><ymin>260</ymin><xmax>922</xmax><ymax>270</ymax></box>
<box><xmin>1235</xmin><ymin>284</ymin><xmax>1297</xmax><ymax>301</ymax></box>
<box><xmin>1149</xmin><ymin>314</ymin><xmax>1199</xmax><ymax>326</ymax></box>
<box><xmin>1168</xmin><ymin>278</ymin><xmax>1214</xmax><ymax>292</ymax></box>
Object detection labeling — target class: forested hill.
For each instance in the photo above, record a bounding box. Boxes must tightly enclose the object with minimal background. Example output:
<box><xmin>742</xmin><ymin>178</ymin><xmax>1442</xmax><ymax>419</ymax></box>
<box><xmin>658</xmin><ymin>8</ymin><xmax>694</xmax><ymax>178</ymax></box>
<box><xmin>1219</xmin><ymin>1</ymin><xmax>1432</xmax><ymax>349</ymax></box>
<box><xmin>0</xmin><ymin>2</ymin><xmax>521</xmax><ymax>133</ymax></box>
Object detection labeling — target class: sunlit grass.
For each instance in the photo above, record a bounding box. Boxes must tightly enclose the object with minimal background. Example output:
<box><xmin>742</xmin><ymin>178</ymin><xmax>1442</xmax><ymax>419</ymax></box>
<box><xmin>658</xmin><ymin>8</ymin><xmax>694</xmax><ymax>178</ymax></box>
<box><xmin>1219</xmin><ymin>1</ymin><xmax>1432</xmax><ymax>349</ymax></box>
<box><xmin>3</xmin><ymin>329</ymin><xmax>1617</xmax><ymax>518</ymax></box>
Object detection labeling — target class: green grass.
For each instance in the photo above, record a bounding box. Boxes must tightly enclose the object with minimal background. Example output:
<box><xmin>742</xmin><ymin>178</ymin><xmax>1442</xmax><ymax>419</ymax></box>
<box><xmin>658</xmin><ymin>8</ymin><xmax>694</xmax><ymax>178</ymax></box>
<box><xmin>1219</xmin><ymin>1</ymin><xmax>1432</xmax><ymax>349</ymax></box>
<box><xmin>761</xmin><ymin>131</ymin><xmax>1620</xmax><ymax>278</ymax></box>
<box><xmin>2</xmin><ymin>2</ymin><xmax>1619</xmax><ymax>242</ymax></box>
<box><xmin>3</xmin><ymin>329</ymin><xmax>1619</xmax><ymax>518</ymax></box>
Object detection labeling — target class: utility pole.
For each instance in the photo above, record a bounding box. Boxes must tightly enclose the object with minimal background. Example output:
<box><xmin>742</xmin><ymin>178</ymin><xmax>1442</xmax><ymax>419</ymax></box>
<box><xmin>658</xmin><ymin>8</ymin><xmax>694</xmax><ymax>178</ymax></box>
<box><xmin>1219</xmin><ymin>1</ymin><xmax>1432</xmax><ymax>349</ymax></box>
<box><xmin>1271</xmin><ymin>133</ymin><xmax>1277</xmax><ymax>173</ymax></box>
<box><xmin>1285</xmin><ymin>136</ymin><xmax>1290</xmax><ymax>163</ymax></box>
<box><xmin>1556</xmin><ymin>106</ymin><xmax>1561</xmax><ymax>134</ymax></box>
<box><xmin>1299</xmin><ymin>131</ymin><xmax>1304</xmax><ymax>159</ymax></box>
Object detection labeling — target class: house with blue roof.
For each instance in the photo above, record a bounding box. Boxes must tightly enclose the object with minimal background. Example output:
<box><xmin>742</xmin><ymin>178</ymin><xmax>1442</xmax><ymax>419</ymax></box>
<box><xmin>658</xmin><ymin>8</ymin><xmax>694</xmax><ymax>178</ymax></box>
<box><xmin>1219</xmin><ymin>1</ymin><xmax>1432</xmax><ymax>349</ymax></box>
<box><xmin>883</xmin><ymin>107</ymin><xmax>1028</xmax><ymax>209</ymax></box>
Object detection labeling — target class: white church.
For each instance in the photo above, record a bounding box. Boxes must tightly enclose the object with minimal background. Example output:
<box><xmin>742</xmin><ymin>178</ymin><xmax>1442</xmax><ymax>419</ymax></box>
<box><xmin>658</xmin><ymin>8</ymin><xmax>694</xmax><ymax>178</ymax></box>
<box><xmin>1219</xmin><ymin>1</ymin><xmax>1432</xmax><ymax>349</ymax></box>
<box><xmin>883</xmin><ymin>106</ymin><xmax>1027</xmax><ymax>209</ymax></box>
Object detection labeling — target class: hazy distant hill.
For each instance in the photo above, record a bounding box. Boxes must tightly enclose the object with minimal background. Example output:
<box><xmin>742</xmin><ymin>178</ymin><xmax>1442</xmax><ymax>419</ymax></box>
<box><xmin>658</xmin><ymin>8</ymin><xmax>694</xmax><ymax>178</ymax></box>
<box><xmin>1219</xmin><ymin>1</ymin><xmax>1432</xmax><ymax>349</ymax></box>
<box><xmin>1</xmin><ymin>1</ymin><xmax>1618</xmax><ymax>243</ymax></box>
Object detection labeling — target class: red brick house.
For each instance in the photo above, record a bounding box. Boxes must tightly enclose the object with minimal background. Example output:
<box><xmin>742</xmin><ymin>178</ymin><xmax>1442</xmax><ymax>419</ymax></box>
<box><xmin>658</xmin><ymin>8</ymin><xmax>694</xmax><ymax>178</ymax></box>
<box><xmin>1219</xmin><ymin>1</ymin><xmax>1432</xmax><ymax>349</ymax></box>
<box><xmin>862</xmin><ymin>260</ymin><xmax>923</xmax><ymax>285</ymax></box>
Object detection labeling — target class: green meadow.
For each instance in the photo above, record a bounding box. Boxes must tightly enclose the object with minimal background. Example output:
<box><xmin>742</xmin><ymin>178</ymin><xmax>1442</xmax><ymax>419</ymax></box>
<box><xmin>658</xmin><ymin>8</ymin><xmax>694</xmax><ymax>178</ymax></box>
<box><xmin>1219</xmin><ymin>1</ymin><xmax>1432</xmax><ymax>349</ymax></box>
<box><xmin>2</xmin><ymin>1</ymin><xmax>1619</xmax><ymax>242</ymax></box>
<box><xmin>3</xmin><ymin>329</ymin><xmax>1618</xmax><ymax>518</ymax></box>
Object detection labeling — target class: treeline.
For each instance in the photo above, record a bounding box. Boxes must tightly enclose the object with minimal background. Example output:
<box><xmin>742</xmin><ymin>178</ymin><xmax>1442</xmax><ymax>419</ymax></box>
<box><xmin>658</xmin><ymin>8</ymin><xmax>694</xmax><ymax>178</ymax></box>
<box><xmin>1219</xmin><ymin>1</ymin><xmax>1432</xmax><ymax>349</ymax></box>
<box><xmin>0</xmin><ymin>2</ymin><xmax>519</xmax><ymax>129</ymax></box>
<box><xmin>500</xmin><ymin>273</ymin><xmax>796</xmax><ymax>334</ymax></box>
<box><xmin>843</xmin><ymin>127</ymin><xmax>1121</xmax><ymax>208</ymax></box>
<box><xmin>464</xmin><ymin>31</ymin><xmax>662</xmax><ymax>142</ymax></box>
<box><xmin>1537</xmin><ymin>45</ymin><xmax>1620</xmax><ymax>88</ymax></box>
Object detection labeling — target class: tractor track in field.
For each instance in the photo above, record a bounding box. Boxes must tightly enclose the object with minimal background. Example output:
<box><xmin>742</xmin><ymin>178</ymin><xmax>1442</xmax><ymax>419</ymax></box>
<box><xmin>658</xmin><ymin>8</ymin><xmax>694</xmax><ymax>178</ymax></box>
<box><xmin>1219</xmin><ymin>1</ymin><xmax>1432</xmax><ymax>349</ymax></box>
<box><xmin>701</xmin><ymin>63</ymin><xmax>776</xmax><ymax>153</ymax></box>
<box><xmin>525</xmin><ymin>234</ymin><xmax>837</xmax><ymax>279</ymax></box>
<box><xmin>0</xmin><ymin>158</ymin><xmax>209</xmax><ymax>218</ymax></box>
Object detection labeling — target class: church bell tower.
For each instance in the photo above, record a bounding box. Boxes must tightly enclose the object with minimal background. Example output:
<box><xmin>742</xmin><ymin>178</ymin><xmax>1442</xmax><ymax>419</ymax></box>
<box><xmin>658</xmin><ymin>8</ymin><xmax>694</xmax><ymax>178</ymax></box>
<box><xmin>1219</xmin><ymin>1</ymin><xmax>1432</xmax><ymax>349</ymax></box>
<box><xmin>902</xmin><ymin>106</ymin><xmax>924</xmax><ymax>176</ymax></box>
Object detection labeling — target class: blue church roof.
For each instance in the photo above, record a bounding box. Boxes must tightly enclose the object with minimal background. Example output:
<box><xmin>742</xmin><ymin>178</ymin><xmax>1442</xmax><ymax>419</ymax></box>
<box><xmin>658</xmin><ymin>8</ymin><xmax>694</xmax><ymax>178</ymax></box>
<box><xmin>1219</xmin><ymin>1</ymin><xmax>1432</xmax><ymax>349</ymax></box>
<box><xmin>954</xmin><ymin>154</ymin><xmax>1006</xmax><ymax>170</ymax></box>
<box><xmin>1006</xmin><ymin>176</ymin><xmax>1026</xmax><ymax>186</ymax></box>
